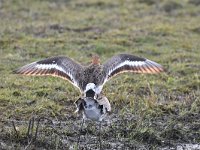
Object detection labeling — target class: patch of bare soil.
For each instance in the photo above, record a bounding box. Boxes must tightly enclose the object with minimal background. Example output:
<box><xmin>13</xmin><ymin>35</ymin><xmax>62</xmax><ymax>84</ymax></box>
<box><xmin>1</xmin><ymin>108</ymin><xmax>199</xmax><ymax>149</ymax></box>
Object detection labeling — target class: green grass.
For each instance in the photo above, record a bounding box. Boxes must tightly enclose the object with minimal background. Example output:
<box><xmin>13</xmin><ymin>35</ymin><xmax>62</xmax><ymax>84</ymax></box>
<box><xmin>0</xmin><ymin>0</ymin><xmax>200</xmax><ymax>149</ymax></box>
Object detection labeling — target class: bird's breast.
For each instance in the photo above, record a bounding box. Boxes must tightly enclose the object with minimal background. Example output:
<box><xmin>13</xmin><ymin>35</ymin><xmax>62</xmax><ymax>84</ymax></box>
<box><xmin>84</xmin><ymin>107</ymin><xmax>102</xmax><ymax>121</ymax></box>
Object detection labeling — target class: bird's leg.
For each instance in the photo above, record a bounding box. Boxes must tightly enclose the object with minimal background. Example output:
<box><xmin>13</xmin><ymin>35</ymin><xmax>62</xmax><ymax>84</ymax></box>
<box><xmin>99</xmin><ymin>121</ymin><xmax>102</xmax><ymax>150</ymax></box>
<box><xmin>77</xmin><ymin>118</ymin><xmax>85</xmax><ymax>148</ymax></box>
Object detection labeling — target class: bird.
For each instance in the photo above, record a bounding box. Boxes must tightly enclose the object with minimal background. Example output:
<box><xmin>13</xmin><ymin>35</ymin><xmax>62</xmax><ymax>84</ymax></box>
<box><xmin>14</xmin><ymin>54</ymin><xmax>164</xmax><ymax>100</ymax></box>
<box><xmin>75</xmin><ymin>95</ymin><xmax>111</xmax><ymax>122</ymax></box>
<box><xmin>14</xmin><ymin>53</ymin><xmax>164</xmax><ymax>149</ymax></box>
<box><xmin>74</xmin><ymin>95</ymin><xmax>110</xmax><ymax>149</ymax></box>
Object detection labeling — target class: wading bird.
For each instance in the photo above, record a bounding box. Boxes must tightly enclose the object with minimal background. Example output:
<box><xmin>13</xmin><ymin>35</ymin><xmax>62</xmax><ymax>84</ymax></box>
<box><xmin>15</xmin><ymin>54</ymin><xmax>164</xmax><ymax>149</ymax></box>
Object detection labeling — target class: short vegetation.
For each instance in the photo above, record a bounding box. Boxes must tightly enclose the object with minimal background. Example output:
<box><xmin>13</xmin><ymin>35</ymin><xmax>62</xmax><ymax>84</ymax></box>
<box><xmin>0</xmin><ymin>0</ymin><xmax>199</xmax><ymax>149</ymax></box>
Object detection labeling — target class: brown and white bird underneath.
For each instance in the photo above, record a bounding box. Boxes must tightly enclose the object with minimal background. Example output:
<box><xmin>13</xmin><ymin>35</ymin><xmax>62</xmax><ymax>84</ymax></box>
<box><xmin>75</xmin><ymin>95</ymin><xmax>110</xmax><ymax>148</ymax></box>
<box><xmin>14</xmin><ymin>54</ymin><xmax>164</xmax><ymax>148</ymax></box>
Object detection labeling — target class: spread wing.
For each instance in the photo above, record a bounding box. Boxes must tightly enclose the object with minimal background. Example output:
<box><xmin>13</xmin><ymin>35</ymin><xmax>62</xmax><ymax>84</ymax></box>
<box><xmin>103</xmin><ymin>54</ymin><xmax>164</xmax><ymax>83</ymax></box>
<box><xmin>14</xmin><ymin>56</ymin><xmax>83</xmax><ymax>90</ymax></box>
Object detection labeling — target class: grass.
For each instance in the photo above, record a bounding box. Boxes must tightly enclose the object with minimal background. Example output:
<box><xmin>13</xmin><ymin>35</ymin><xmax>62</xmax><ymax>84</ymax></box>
<box><xmin>0</xmin><ymin>0</ymin><xmax>200</xmax><ymax>149</ymax></box>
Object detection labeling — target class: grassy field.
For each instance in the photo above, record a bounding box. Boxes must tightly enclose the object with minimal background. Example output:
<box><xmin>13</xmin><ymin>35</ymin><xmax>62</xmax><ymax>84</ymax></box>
<box><xmin>0</xmin><ymin>0</ymin><xmax>200</xmax><ymax>149</ymax></box>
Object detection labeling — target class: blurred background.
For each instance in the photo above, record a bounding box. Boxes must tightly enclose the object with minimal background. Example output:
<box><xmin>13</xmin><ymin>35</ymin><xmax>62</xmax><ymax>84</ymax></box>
<box><xmin>0</xmin><ymin>0</ymin><xmax>200</xmax><ymax>149</ymax></box>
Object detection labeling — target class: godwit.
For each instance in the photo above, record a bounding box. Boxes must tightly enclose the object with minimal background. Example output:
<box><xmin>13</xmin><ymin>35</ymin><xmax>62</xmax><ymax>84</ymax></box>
<box><xmin>15</xmin><ymin>54</ymin><xmax>164</xmax><ymax>148</ymax></box>
<box><xmin>75</xmin><ymin>95</ymin><xmax>110</xmax><ymax>149</ymax></box>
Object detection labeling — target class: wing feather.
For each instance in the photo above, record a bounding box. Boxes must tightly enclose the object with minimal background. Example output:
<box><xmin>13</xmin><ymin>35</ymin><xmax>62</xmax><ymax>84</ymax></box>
<box><xmin>103</xmin><ymin>54</ymin><xmax>164</xmax><ymax>83</ymax></box>
<box><xmin>14</xmin><ymin>56</ymin><xmax>83</xmax><ymax>90</ymax></box>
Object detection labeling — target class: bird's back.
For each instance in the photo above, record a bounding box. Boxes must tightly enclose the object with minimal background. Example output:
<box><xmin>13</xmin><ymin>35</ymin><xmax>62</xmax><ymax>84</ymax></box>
<box><xmin>78</xmin><ymin>64</ymin><xmax>106</xmax><ymax>90</ymax></box>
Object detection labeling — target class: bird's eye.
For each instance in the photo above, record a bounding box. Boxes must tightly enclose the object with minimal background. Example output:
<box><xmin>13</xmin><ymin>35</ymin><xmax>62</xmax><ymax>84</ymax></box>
<box><xmin>88</xmin><ymin>104</ymin><xmax>92</xmax><ymax>108</ymax></box>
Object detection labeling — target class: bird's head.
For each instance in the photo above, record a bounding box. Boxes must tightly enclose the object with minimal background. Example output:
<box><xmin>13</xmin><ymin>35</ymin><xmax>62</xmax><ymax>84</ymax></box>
<box><xmin>92</xmin><ymin>55</ymin><xmax>100</xmax><ymax>65</ymax></box>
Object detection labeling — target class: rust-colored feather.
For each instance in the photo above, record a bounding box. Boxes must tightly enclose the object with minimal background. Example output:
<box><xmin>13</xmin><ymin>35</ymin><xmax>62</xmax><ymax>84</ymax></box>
<box><xmin>92</xmin><ymin>55</ymin><xmax>100</xmax><ymax>65</ymax></box>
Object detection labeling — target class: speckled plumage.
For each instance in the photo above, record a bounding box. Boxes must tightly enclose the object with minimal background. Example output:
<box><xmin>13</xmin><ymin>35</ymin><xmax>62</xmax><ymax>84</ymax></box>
<box><xmin>14</xmin><ymin>54</ymin><xmax>164</xmax><ymax>96</ymax></box>
<box><xmin>75</xmin><ymin>95</ymin><xmax>111</xmax><ymax>121</ymax></box>
<box><xmin>14</xmin><ymin>54</ymin><xmax>164</xmax><ymax>121</ymax></box>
